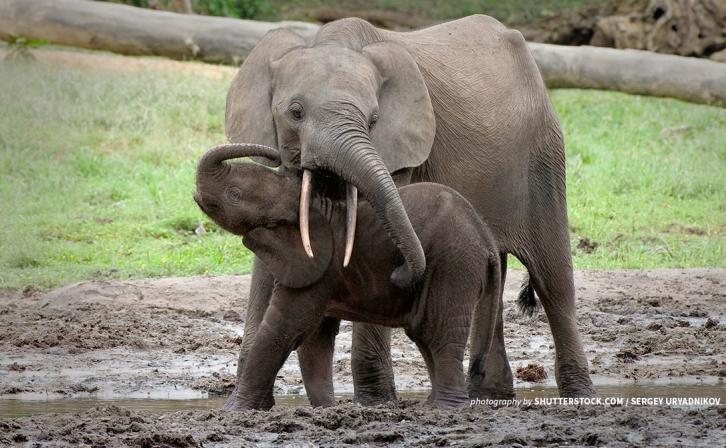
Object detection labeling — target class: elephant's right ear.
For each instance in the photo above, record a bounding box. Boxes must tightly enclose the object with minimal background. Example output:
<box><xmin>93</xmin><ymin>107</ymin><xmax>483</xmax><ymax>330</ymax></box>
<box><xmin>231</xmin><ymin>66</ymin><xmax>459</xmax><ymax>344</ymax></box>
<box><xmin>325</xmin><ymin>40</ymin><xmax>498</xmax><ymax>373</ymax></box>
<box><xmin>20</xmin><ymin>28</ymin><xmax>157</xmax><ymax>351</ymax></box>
<box><xmin>225</xmin><ymin>29</ymin><xmax>306</xmax><ymax>163</ymax></box>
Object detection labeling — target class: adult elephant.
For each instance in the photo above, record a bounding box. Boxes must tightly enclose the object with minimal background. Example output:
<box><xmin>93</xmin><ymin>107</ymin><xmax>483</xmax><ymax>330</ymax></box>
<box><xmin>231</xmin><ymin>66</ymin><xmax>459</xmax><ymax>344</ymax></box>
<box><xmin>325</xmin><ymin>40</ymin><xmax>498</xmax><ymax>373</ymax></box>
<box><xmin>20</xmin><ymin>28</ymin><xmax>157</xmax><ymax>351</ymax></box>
<box><xmin>223</xmin><ymin>15</ymin><xmax>596</xmax><ymax>408</ymax></box>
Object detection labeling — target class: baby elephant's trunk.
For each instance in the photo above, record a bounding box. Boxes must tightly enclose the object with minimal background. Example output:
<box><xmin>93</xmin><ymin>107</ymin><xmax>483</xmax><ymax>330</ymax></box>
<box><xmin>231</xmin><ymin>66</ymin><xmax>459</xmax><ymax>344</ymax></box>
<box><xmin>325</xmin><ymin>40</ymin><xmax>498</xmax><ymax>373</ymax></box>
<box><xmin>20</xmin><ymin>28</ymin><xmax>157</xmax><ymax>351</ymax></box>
<box><xmin>197</xmin><ymin>143</ymin><xmax>280</xmax><ymax>176</ymax></box>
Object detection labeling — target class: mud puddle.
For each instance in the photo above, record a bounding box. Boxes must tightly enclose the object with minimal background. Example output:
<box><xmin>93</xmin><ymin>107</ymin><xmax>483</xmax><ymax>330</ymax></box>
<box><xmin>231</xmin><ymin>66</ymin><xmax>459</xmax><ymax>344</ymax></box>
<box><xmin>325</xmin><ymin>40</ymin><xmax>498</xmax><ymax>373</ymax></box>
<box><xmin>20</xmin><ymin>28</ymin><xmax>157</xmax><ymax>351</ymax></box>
<box><xmin>2</xmin><ymin>384</ymin><xmax>723</xmax><ymax>418</ymax></box>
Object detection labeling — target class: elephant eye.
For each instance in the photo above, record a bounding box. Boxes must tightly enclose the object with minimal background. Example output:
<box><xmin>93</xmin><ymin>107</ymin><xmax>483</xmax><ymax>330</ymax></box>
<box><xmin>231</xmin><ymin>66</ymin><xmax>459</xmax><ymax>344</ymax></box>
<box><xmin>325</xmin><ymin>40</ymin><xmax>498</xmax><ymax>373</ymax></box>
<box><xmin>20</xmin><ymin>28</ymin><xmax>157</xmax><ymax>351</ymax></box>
<box><xmin>224</xmin><ymin>186</ymin><xmax>243</xmax><ymax>203</ymax></box>
<box><xmin>369</xmin><ymin>113</ymin><xmax>378</xmax><ymax>131</ymax></box>
<box><xmin>289</xmin><ymin>102</ymin><xmax>304</xmax><ymax>121</ymax></box>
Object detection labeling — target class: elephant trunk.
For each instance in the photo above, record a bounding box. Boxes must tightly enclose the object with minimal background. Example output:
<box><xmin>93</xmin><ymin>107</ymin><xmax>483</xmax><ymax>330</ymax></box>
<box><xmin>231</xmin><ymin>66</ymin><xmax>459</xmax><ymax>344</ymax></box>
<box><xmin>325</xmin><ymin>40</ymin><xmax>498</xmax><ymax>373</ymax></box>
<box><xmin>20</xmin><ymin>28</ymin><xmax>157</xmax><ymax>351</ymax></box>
<box><xmin>197</xmin><ymin>143</ymin><xmax>280</xmax><ymax>177</ymax></box>
<box><xmin>305</xmin><ymin>129</ymin><xmax>426</xmax><ymax>287</ymax></box>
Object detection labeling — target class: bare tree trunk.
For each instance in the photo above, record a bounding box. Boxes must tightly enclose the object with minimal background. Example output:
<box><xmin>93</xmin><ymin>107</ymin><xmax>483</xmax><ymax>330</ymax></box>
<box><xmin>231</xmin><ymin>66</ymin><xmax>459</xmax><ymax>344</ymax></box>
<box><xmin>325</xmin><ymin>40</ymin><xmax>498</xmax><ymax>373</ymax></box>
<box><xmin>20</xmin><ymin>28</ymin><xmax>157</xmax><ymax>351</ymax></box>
<box><xmin>0</xmin><ymin>0</ymin><xmax>318</xmax><ymax>65</ymax></box>
<box><xmin>529</xmin><ymin>43</ymin><xmax>726</xmax><ymax>107</ymax></box>
<box><xmin>1</xmin><ymin>0</ymin><xmax>724</xmax><ymax>106</ymax></box>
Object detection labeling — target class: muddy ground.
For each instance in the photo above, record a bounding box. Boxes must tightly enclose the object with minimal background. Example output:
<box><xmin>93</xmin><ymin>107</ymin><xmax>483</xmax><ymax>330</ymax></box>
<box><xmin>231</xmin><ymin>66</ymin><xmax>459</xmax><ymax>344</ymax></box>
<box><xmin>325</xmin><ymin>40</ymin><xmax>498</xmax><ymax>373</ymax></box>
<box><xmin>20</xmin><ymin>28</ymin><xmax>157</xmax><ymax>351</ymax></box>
<box><xmin>1</xmin><ymin>269</ymin><xmax>725</xmax><ymax>446</ymax></box>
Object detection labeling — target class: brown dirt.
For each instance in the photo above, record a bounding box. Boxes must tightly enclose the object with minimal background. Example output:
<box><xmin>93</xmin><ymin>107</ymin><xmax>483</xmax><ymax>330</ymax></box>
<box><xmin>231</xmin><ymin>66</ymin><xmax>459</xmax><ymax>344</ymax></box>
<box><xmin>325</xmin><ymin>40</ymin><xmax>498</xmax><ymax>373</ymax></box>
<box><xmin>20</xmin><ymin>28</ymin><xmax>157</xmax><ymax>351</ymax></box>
<box><xmin>516</xmin><ymin>363</ymin><xmax>548</xmax><ymax>383</ymax></box>
<box><xmin>1</xmin><ymin>401</ymin><xmax>724</xmax><ymax>447</ymax></box>
<box><xmin>0</xmin><ymin>269</ymin><xmax>724</xmax><ymax>445</ymax></box>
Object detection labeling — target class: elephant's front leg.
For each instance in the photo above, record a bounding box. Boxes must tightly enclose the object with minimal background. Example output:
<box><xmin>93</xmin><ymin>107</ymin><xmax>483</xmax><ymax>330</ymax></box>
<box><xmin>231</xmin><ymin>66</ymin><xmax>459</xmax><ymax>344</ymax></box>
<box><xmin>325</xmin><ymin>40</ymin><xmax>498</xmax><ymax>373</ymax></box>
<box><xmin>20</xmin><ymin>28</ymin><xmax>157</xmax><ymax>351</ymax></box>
<box><xmin>227</xmin><ymin>284</ymin><xmax>330</xmax><ymax>410</ymax></box>
<box><xmin>225</xmin><ymin>258</ymin><xmax>275</xmax><ymax>410</ymax></box>
<box><xmin>351</xmin><ymin>323</ymin><xmax>397</xmax><ymax>405</ymax></box>
<box><xmin>297</xmin><ymin>316</ymin><xmax>340</xmax><ymax>407</ymax></box>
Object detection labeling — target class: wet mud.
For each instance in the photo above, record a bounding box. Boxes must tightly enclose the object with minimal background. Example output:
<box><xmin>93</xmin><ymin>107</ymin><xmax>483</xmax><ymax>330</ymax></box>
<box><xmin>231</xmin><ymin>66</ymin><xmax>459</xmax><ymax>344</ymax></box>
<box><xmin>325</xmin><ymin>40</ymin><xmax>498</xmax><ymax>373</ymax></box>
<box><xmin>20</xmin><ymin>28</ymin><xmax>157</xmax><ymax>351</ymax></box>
<box><xmin>0</xmin><ymin>269</ymin><xmax>724</xmax><ymax>445</ymax></box>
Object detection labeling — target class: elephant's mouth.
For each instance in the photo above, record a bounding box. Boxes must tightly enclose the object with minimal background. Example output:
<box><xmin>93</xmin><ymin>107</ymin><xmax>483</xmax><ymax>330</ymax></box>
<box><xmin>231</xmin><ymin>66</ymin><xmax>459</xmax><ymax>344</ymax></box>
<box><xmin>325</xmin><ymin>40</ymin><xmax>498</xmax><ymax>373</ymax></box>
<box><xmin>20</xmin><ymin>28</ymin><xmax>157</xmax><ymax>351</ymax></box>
<box><xmin>298</xmin><ymin>168</ymin><xmax>358</xmax><ymax>268</ymax></box>
<box><xmin>307</xmin><ymin>169</ymin><xmax>347</xmax><ymax>201</ymax></box>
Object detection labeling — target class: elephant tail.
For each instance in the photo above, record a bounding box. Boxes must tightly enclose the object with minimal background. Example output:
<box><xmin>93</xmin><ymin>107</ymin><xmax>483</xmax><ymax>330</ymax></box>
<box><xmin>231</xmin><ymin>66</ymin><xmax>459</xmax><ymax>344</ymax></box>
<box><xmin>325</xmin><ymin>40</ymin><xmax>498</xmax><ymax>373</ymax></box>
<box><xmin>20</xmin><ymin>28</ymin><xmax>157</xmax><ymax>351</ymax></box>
<box><xmin>517</xmin><ymin>274</ymin><xmax>541</xmax><ymax>317</ymax></box>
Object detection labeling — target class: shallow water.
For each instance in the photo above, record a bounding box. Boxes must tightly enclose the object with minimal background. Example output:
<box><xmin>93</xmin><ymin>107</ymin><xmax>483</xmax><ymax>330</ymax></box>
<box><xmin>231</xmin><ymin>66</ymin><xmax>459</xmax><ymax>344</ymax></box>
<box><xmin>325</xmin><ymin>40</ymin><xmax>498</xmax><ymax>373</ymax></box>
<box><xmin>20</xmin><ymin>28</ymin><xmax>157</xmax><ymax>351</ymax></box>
<box><xmin>1</xmin><ymin>384</ymin><xmax>723</xmax><ymax>418</ymax></box>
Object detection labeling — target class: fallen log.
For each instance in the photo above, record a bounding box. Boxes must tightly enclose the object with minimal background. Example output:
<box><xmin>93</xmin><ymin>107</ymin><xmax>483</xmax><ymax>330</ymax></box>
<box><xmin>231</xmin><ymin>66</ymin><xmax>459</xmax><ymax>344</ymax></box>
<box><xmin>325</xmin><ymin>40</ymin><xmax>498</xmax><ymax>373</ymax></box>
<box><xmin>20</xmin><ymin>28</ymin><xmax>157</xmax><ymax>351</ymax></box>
<box><xmin>1</xmin><ymin>0</ymin><xmax>724</xmax><ymax>106</ymax></box>
<box><xmin>0</xmin><ymin>0</ymin><xmax>319</xmax><ymax>65</ymax></box>
<box><xmin>529</xmin><ymin>43</ymin><xmax>726</xmax><ymax>107</ymax></box>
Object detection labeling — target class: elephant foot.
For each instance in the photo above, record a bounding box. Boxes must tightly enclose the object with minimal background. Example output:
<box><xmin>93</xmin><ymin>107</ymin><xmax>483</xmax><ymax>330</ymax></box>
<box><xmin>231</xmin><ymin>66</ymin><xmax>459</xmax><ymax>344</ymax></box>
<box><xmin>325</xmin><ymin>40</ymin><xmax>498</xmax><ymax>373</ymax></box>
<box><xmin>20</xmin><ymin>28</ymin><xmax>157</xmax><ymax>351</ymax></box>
<box><xmin>223</xmin><ymin>388</ymin><xmax>275</xmax><ymax>411</ymax></box>
<box><xmin>558</xmin><ymin>379</ymin><xmax>598</xmax><ymax>398</ymax></box>
<box><xmin>354</xmin><ymin>387</ymin><xmax>398</xmax><ymax>406</ymax></box>
<box><xmin>431</xmin><ymin>391</ymin><xmax>469</xmax><ymax>409</ymax></box>
<box><xmin>557</xmin><ymin>362</ymin><xmax>598</xmax><ymax>398</ymax></box>
<box><xmin>559</xmin><ymin>384</ymin><xmax>598</xmax><ymax>398</ymax></box>
<box><xmin>468</xmin><ymin>369</ymin><xmax>515</xmax><ymax>400</ymax></box>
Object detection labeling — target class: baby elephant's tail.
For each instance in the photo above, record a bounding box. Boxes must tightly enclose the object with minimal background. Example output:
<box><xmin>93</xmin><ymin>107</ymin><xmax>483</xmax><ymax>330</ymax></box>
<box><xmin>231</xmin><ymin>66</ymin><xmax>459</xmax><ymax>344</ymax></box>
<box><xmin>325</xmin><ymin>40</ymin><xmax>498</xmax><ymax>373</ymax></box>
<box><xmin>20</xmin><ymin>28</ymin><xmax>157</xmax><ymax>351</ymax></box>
<box><xmin>517</xmin><ymin>274</ymin><xmax>541</xmax><ymax>317</ymax></box>
<box><xmin>467</xmin><ymin>252</ymin><xmax>501</xmax><ymax>395</ymax></box>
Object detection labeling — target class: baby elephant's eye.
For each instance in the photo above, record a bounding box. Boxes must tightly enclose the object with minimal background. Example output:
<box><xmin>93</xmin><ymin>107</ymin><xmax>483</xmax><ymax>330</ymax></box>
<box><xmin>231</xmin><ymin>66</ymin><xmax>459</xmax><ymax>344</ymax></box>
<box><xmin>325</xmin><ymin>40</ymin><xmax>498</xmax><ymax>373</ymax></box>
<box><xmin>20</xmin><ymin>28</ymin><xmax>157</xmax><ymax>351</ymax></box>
<box><xmin>289</xmin><ymin>102</ymin><xmax>304</xmax><ymax>121</ymax></box>
<box><xmin>224</xmin><ymin>186</ymin><xmax>243</xmax><ymax>203</ymax></box>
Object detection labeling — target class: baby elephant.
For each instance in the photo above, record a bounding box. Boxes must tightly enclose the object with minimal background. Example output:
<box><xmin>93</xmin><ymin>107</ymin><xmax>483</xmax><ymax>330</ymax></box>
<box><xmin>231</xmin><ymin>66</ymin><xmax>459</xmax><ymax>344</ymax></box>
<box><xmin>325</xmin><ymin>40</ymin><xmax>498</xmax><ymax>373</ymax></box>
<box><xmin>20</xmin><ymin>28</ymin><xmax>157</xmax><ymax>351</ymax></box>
<box><xmin>194</xmin><ymin>143</ymin><xmax>501</xmax><ymax>409</ymax></box>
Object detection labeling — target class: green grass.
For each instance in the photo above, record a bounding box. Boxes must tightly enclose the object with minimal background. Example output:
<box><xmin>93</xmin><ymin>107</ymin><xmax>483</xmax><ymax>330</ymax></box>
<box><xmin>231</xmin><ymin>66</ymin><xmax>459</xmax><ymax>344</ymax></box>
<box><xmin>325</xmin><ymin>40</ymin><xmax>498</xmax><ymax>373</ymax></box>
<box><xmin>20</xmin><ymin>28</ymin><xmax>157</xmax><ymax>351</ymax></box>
<box><xmin>556</xmin><ymin>89</ymin><xmax>726</xmax><ymax>268</ymax></box>
<box><xmin>0</xmin><ymin>57</ymin><xmax>253</xmax><ymax>290</ymax></box>
<box><xmin>0</xmin><ymin>53</ymin><xmax>724</xmax><ymax>291</ymax></box>
<box><xmin>110</xmin><ymin>0</ymin><xmax>605</xmax><ymax>24</ymax></box>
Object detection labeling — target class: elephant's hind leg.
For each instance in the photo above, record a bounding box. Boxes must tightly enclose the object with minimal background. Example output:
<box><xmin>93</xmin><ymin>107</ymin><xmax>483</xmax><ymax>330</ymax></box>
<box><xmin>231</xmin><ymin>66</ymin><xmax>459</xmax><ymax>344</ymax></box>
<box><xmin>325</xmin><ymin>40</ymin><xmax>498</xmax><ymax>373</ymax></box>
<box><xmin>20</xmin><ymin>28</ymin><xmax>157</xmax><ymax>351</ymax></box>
<box><xmin>515</xmin><ymin>210</ymin><xmax>596</xmax><ymax>398</ymax></box>
<box><xmin>410</xmin><ymin>338</ymin><xmax>437</xmax><ymax>404</ymax></box>
<box><xmin>468</xmin><ymin>253</ymin><xmax>514</xmax><ymax>400</ymax></box>
<box><xmin>415</xmin><ymin>267</ymin><xmax>476</xmax><ymax>408</ymax></box>
<box><xmin>298</xmin><ymin>317</ymin><xmax>340</xmax><ymax>407</ymax></box>
<box><xmin>421</xmin><ymin>331</ymin><xmax>469</xmax><ymax>408</ymax></box>
<box><xmin>351</xmin><ymin>323</ymin><xmax>397</xmax><ymax>405</ymax></box>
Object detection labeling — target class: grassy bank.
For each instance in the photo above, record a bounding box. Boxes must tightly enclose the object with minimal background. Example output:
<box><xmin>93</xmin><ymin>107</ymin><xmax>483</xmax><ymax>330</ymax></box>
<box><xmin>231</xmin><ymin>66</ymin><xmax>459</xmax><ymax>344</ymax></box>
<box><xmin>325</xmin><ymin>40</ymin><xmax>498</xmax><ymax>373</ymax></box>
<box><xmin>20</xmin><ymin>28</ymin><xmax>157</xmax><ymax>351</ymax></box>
<box><xmin>0</xmin><ymin>51</ymin><xmax>724</xmax><ymax>290</ymax></box>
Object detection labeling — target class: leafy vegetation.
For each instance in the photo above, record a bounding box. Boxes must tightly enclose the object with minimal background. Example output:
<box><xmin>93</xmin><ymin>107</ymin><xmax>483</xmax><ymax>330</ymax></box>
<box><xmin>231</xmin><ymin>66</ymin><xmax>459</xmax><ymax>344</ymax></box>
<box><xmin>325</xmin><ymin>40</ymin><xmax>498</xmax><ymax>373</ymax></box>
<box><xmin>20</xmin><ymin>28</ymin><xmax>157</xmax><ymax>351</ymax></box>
<box><xmin>194</xmin><ymin>0</ymin><xmax>273</xmax><ymax>19</ymax></box>
<box><xmin>103</xmin><ymin>0</ymin><xmax>605</xmax><ymax>23</ymax></box>
<box><xmin>0</xmin><ymin>50</ymin><xmax>723</xmax><ymax>290</ymax></box>
<box><xmin>4</xmin><ymin>34</ymin><xmax>49</xmax><ymax>61</ymax></box>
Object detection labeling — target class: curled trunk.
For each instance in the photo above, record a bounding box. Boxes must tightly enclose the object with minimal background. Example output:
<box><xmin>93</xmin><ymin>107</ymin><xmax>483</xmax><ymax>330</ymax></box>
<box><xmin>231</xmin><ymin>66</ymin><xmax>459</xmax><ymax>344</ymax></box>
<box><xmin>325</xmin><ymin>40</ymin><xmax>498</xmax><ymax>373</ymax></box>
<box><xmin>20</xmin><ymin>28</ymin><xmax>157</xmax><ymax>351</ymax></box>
<box><xmin>197</xmin><ymin>143</ymin><xmax>280</xmax><ymax>174</ymax></box>
<box><xmin>313</xmin><ymin>129</ymin><xmax>426</xmax><ymax>287</ymax></box>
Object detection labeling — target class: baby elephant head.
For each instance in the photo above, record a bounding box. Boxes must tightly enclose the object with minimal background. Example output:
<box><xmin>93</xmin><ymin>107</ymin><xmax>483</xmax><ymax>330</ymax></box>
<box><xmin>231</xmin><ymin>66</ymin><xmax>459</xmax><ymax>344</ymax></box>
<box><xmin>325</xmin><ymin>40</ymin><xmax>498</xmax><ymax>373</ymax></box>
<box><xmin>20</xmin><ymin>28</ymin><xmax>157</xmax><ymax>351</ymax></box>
<box><xmin>194</xmin><ymin>143</ymin><xmax>297</xmax><ymax>236</ymax></box>
<box><xmin>194</xmin><ymin>143</ymin><xmax>334</xmax><ymax>288</ymax></box>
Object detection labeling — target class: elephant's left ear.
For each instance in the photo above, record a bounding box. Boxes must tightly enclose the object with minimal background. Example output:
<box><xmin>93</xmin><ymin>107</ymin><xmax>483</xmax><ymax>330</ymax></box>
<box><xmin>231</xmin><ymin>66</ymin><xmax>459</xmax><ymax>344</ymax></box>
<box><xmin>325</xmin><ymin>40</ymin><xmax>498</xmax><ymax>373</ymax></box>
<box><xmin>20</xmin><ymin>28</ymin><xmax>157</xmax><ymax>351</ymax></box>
<box><xmin>363</xmin><ymin>41</ymin><xmax>435</xmax><ymax>174</ymax></box>
<box><xmin>242</xmin><ymin>211</ymin><xmax>333</xmax><ymax>289</ymax></box>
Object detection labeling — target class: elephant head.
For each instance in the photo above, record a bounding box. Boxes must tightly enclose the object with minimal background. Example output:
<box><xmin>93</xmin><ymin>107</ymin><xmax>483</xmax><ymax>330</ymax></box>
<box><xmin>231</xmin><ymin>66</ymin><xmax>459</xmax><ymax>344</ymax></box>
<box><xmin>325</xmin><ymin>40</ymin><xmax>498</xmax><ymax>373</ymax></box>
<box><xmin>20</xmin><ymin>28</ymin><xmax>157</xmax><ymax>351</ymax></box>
<box><xmin>224</xmin><ymin>27</ymin><xmax>435</xmax><ymax>287</ymax></box>
<box><xmin>194</xmin><ymin>143</ymin><xmax>333</xmax><ymax>289</ymax></box>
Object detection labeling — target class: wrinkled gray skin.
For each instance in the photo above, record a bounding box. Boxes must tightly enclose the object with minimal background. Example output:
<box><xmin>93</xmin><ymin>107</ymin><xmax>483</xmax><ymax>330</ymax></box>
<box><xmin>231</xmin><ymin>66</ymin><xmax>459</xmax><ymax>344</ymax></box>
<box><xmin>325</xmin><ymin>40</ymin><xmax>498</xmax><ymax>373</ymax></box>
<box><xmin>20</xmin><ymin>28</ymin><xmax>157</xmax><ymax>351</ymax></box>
<box><xmin>223</xmin><ymin>15</ymin><xmax>597</xmax><ymax>407</ymax></box>
<box><xmin>194</xmin><ymin>144</ymin><xmax>501</xmax><ymax>409</ymax></box>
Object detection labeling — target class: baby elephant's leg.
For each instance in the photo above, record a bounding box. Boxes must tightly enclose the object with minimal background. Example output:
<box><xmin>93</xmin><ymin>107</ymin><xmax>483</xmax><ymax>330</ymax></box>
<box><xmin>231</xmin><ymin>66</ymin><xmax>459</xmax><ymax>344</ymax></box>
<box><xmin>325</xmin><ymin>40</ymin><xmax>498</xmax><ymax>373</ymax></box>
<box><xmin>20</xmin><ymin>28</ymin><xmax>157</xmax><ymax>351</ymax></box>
<box><xmin>297</xmin><ymin>317</ymin><xmax>340</xmax><ymax>407</ymax></box>
<box><xmin>411</xmin><ymin>339</ymin><xmax>437</xmax><ymax>404</ymax></box>
<box><xmin>416</xmin><ymin>271</ymin><xmax>474</xmax><ymax>408</ymax></box>
<box><xmin>425</xmin><ymin>336</ymin><xmax>469</xmax><ymax>408</ymax></box>
<box><xmin>468</xmin><ymin>253</ymin><xmax>512</xmax><ymax>400</ymax></box>
<box><xmin>231</xmin><ymin>286</ymin><xmax>329</xmax><ymax>410</ymax></box>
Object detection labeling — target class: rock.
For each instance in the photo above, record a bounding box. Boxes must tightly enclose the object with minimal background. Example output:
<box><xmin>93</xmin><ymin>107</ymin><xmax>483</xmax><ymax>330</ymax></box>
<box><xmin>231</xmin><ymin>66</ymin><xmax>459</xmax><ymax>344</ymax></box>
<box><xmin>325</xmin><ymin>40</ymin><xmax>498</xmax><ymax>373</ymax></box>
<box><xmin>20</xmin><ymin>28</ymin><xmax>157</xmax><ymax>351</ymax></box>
<box><xmin>711</xmin><ymin>49</ymin><xmax>726</xmax><ymax>63</ymax></box>
<box><xmin>592</xmin><ymin>0</ymin><xmax>726</xmax><ymax>58</ymax></box>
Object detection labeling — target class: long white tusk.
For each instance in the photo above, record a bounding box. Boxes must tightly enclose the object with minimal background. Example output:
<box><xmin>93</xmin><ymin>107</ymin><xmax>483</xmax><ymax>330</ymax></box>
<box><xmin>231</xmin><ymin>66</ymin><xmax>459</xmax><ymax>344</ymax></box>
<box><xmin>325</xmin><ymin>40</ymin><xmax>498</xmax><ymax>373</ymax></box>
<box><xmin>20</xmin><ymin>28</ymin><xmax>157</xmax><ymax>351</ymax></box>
<box><xmin>343</xmin><ymin>183</ymin><xmax>358</xmax><ymax>268</ymax></box>
<box><xmin>300</xmin><ymin>169</ymin><xmax>314</xmax><ymax>259</ymax></box>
